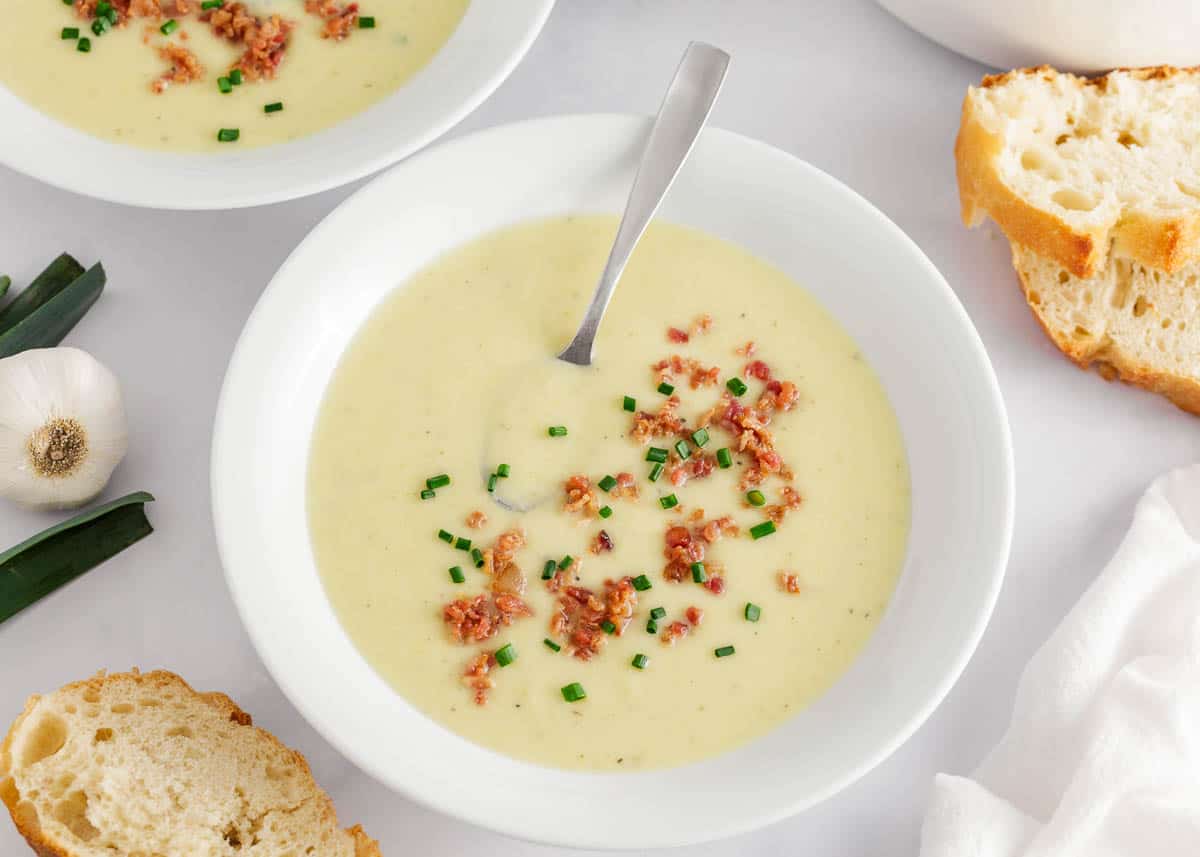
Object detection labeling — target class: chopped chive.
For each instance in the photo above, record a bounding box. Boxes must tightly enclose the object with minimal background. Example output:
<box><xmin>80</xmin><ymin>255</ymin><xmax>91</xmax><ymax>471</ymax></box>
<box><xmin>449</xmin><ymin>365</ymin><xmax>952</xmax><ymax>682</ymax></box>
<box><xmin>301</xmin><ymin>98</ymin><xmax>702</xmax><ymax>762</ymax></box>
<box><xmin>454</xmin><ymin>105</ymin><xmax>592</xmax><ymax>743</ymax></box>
<box><xmin>659</xmin><ymin>494</ymin><xmax>679</xmax><ymax>510</ymax></box>
<box><xmin>646</xmin><ymin>618</ymin><xmax>658</xmax><ymax>634</ymax></box>
<box><xmin>419</xmin><ymin>488</ymin><xmax>436</xmax><ymax>500</ymax></box>
<box><xmin>494</xmin><ymin>643</ymin><xmax>516</xmax><ymax>666</ymax></box>
<box><xmin>471</xmin><ymin>548</ymin><xmax>485</xmax><ymax>568</ymax></box>
<box><xmin>201</xmin><ymin>0</ymin><xmax>223</xmax><ymax>8</ymax></box>
<box><xmin>561</xmin><ymin>682</ymin><xmax>586</xmax><ymax>702</ymax></box>
<box><xmin>691</xmin><ymin>428</ymin><xmax>710</xmax><ymax>448</ymax></box>
<box><xmin>631</xmin><ymin>653</ymin><xmax>649</xmax><ymax>670</ymax></box>
<box><xmin>548</xmin><ymin>425</ymin><xmax>568</xmax><ymax>437</ymax></box>
<box><xmin>454</xmin><ymin>536</ymin><xmax>471</xmax><ymax>551</ymax></box>
<box><xmin>744</xmin><ymin>602</ymin><xmax>761</xmax><ymax>622</ymax></box>
<box><xmin>622</xmin><ymin>395</ymin><xmax>636</xmax><ymax>412</ymax></box>
<box><xmin>229</xmin><ymin>68</ymin><xmax>243</xmax><ymax>85</ymax></box>
<box><xmin>597</xmin><ymin>474</ymin><xmax>618</xmax><ymax>492</ymax></box>
<box><xmin>716</xmin><ymin>447</ymin><xmax>733</xmax><ymax>469</ymax></box>
<box><xmin>61</xmin><ymin>27</ymin><xmax>80</xmax><ymax>39</ymax></box>
<box><xmin>496</xmin><ymin>463</ymin><xmax>510</xmax><ymax>478</ymax></box>
<box><xmin>358</xmin><ymin>15</ymin><xmax>376</xmax><ymax>28</ymax></box>
<box><xmin>160</xmin><ymin>18</ymin><xmax>179</xmax><ymax>35</ymax></box>
<box><xmin>558</xmin><ymin>555</ymin><xmax>573</xmax><ymax>571</ymax></box>
<box><xmin>657</xmin><ymin>382</ymin><xmax>675</xmax><ymax>395</ymax></box>
<box><xmin>714</xmin><ymin>645</ymin><xmax>736</xmax><ymax>658</ymax></box>
<box><xmin>264</xmin><ymin>101</ymin><xmax>284</xmax><ymax>114</ymax></box>
<box><xmin>437</xmin><ymin>529</ymin><xmax>454</xmax><ymax>543</ymax></box>
<box><xmin>646</xmin><ymin>447</ymin><xmax>669</xmax><ymax>463</ymax></box>
<box><xmin>91</xmin><ymin>18</ymin><xmax>109</xmax><ymax>36</ymax></box>
<box><xmin>600</xmin><ymin>620</ymin><xmax>616</xmax><ymax>635</ymax></box>
<box><xmin>750</xmin><ymin>521</ymin><xmax>776</xmax><ymax>540</ymax></box>
<box><xmin>650</xmin><ymin>606</ymin><xmax>666</xmax><ymax>620</ymax></box>
<box><xmin>543</xmin><ymin>638</ymin><xmax>561</xmax><ymax>652</ymax></box>
<box><xmin>648</xmin><ymin>462</ymin><xmax>664</xmax><ymax>482</ymax></box>
<box><xmin>541</xmin><ymin>559</ymin><xmax>556</xmax><ymax>580</ymax></box>
<box><xmin>599</xmin><ymin>505</ymin><xmax>613</xmax><ymax>519</ymax></box>
<box><xmin>487</xmin><ymin>473</ymin><xmax>498</xmax><ymax>493</ymax></box>
<box><xmin>426</xmin><ymin>474</ymin><xmax>451</xmax><ymax>490</ymax></box>
<box><xmin>674</xmin><ymin>440</ymin><xmax>691</xmax><ymax>460</ymax></box>
<box><xmin>632</xmin><ymin>574</ymin><xmax>652</xmax><ymax>591</ymax></box>
<box><xmin>217</xmin><ymin>128</ymin><xmax>239</xmax><ymax>142</ymax></box>
<box><xmin>746</xmin><ymin>490</ymin><xmax>766</xmax><ymax>507</ymax></box>
<box><xmin>448</xmin><ymin>566</ymin><xmax>465</xmax><ymax>584</ymax></box>
<box><xmin>691</xmin><ymin>562</ymin><xmax>707</xmax><ymax>583</ymax></box>
<box><xmin>726</xmin><ymin>377</ymin><xmax>748</xmax><ymax>396</ymax></box>
<box><xmin>217</xmin><ymin>76</ymin><xmax>233</xmax><ymax>94</ymax></box>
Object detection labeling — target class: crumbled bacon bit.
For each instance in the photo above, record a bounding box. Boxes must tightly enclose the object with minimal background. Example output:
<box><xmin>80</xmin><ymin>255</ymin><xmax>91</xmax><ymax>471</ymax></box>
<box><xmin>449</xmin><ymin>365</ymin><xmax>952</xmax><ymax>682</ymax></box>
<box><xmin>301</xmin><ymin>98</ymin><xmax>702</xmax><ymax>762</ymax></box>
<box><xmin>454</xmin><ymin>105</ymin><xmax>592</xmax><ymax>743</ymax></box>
<box><xmin>77</xmin><ymin>0</ymin><xmax>167</xmax><ymax>21</ymax></box>
<box><xmin>764</xmin><ymin>486</ymin><xmax>804</xmax><ymax>524</ymax></box>
<box><xmin>305</xmin><ymin>0</ymin><xmax>359</xmax><ymax>40</ymax></box>
<box><xmin>563</xmin><ymin>474</ymin><xmax>598</xmax><ymax>517</ymax></box>
<box><xmin>483</xmin><ymin>528</ymin><xmax>527</xmax><ymax>596</ymax></box>
<box><xmin>699</xmin><ymin>515</ymin><xmax>739</xmax><ymax>543</ymax></box>
<box><xmin>686</xmin><ymin>606</ymin><xmax>704</xmax><ymax>626</ymax></box>
<box><xmin>462</xmin><ymin>651</ymin><xmax>496</xmax><ymax>706</ymax></box>
<box><xmin>665</xmin><ymin>316</ymin><xmax>712</xmax><ymax>344</ymax></box>
<box><xmin>745</xmin><ymin>359</ymin><xmax>772</xmax><ymax>381</ymax></box>
<box><xmin>663</xmin><ymin>525</ymin><xmax>705</xmax><ymax>582</ymax></box>
<box><xmin>443</xmin><ymin>590</ymin><xmax>531</xmax><ymax>644</ymax></box>
<box><xmin>612</xmin><ymin>472</ymin><xmax>639</xmax><ymax>500</ymax></box>
<box><xmin>549</xmin><ymin>577</ymin><xmax>638</xmax><ymax>660</ymax></box>
<box><xmin>778</xmin><ymin>572</ymin><xmax>802</xmax><ymax>594</ymax></box>
<box><xmin>668</xmin><ymin>452</ymin><xmax>716</xmax><ymax>487</ymax></box>
<box><xmin>465</xmin><ymin>510</ymin><xmax>488</xmax><ymax>529</ymax></box>
<box><xmin>652</xmin><ymin>355</ymin><xmax>720</xmax><ymax>389</ymax></box>
<box><xmin>631</xmin><ymin>395</ymin><xmax>684</xmax><ymax>444</ymax></box>
<box><xmin>703</xmin><ymin>575</ymin><xmax>726</xmax><ymax>596</ymax></box>
<box><xmin>604</xmin><ymin>577</ymin><xmax>638</xmax><ymax>635</ymax></box>
<box><xmin>204</xmin><ymin>3</ymin><xmax>294</xmax><ymax>81</ymax></box>
<box><xmin>736</xmin><ymin>341</ymin><xmax>757</xmax><ymax>357</ymax></box>
<box><xmin>661</xmin><ymin>620</ymin><xmax>690</xmax><ymax>646</ymax></box>
<box><xmin>151</xmin><ymin>43</ymin><xmax>203</xmax><ymax>93</ymax></box>
<box><xmin>590</xmin><ymin>529</ymin><xmax>615</xmax><ymax>554</ymax></box>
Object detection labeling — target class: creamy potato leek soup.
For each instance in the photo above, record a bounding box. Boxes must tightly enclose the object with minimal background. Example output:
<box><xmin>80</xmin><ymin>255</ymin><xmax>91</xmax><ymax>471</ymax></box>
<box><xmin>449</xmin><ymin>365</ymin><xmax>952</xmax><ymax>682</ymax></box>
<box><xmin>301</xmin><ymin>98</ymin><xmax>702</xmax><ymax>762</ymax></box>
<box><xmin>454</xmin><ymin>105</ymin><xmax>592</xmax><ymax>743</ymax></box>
<box><xmin>308</xmin><ymin>217</ymin><xmax>911</xmax><ymax>771</ymax></box>
<box><xmin>0</xmin><ymin>0</ymin><xmax>468</xmax><ymax>151</ymax></box>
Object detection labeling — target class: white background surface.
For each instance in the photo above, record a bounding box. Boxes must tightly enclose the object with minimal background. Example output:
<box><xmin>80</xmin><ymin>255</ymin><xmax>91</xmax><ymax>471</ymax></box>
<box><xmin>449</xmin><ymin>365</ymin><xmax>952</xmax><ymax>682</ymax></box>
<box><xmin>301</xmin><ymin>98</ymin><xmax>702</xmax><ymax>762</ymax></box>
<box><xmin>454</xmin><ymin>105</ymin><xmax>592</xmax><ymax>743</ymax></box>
<box><xmin>1</xmin><ymin>2</ymin><xmax>1196</xmax><ymax>855</ymax></box>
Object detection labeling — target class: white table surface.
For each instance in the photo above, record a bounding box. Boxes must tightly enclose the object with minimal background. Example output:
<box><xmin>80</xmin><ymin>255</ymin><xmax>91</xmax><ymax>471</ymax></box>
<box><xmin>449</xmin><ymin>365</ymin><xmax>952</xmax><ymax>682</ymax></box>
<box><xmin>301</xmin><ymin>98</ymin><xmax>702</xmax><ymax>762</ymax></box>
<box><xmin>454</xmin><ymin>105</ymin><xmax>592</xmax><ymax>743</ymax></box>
<box><xmin>2</xmin><ymin>1</ymin><xmax>1197</xmax><ymax>854</ymax></box>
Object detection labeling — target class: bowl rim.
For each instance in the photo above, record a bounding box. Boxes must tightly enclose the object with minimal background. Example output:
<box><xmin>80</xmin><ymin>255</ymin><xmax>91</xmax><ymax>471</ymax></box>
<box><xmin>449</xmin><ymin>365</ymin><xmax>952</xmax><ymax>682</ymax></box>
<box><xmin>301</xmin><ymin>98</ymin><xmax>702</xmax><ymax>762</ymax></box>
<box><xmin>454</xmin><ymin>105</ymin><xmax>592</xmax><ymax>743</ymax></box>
<box><xmin>211</xmin><ymin>113</ymin><xmax>1014</xmax><ymax>848</ymax></box>
<box><xmin>0</xmin><ymin>0</ymin><xmax>555</xmax><ymax>210</ymax></box>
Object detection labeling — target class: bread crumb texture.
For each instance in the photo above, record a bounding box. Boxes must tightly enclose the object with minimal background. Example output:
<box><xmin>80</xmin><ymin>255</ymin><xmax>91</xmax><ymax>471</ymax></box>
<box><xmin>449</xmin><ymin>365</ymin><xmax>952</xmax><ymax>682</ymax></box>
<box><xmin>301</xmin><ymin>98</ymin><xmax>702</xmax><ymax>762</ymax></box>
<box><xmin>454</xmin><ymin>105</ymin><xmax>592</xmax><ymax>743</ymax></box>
<box><xmin>957</xmin><ymin>65</ymin><xmax>1200</xmax><ymax>277</ymax></box>
<box><xmin>0</xmin><ymin>670</ymin><xmax>380</xmax><ymax>857</ymax></box>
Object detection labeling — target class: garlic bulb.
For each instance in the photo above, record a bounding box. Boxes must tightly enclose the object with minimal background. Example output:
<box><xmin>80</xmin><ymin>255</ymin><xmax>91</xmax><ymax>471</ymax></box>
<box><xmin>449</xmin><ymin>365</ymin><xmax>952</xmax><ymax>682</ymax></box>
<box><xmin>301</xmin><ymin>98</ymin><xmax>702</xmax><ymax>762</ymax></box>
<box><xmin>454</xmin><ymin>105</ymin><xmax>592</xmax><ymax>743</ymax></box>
<box><xmin>0</xmin><ymin>347</ymin><xmax>128</xmax><ymax>510</ymax></box>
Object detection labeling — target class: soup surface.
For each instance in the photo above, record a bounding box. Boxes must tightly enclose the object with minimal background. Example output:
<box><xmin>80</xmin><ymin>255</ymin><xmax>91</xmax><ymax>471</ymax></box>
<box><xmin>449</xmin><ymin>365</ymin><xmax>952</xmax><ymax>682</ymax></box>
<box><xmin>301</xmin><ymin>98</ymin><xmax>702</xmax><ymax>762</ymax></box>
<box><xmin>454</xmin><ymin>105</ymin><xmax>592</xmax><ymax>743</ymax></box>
<box><xmin>0</xmin><ymin>0</ymin><xmax>467</xmax><ymax>151</ymax></box>
<box><xmin>308</xmin><ymin>216</ymin><xmax>910</xmax><ymax>771</ymax></box>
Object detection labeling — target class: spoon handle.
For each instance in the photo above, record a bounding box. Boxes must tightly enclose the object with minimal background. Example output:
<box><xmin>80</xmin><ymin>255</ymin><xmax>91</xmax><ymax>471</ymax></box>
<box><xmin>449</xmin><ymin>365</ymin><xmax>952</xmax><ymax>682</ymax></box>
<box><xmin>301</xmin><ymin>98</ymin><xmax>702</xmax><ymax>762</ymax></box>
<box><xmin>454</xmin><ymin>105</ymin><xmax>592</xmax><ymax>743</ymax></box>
<box><xmin>557</xmin><ymin>42</ymin><xmax>730</xmax><ymax>366</ymax></box>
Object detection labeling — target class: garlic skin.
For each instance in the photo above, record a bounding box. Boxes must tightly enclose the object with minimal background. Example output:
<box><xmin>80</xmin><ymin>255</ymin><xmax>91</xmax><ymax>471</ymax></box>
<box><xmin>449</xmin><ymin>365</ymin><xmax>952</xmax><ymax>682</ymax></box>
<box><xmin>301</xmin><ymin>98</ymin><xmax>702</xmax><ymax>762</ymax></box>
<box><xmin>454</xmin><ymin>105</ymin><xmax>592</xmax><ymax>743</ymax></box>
<box><xmin>0</xmin><ymin>347</ymin><xmax>128</xmax><ymax>510</ymax></box>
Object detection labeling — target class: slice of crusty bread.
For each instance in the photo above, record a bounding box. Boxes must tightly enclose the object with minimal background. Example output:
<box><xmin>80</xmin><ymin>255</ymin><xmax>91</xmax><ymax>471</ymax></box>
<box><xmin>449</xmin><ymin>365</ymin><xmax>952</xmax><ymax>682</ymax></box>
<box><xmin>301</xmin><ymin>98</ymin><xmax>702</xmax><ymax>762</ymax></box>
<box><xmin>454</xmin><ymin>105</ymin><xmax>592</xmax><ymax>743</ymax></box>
<box><xmin>1011</xmin><ymin>242</ymin><xmax>1200</xmax><ymax>414</ymax></box>
<box><xmin>957</xmin><ymin>65</ymin><xmax>1200</xmax><ymax>279</ymax></box>
<box><xmin>0</xmin><ymin>670</ymin><xmax>380</xmax><ymax>857</ymax></box>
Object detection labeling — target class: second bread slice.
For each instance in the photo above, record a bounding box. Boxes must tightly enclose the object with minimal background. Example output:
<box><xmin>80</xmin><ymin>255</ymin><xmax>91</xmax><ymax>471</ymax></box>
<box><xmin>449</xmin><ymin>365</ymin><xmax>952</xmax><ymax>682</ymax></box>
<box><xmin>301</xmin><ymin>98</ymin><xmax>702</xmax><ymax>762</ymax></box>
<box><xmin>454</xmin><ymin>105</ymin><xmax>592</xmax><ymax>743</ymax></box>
<box><xmin>1011</xmin><ymin>243</ymin><xmax>1200</xmax><ymax>414</ymax></box>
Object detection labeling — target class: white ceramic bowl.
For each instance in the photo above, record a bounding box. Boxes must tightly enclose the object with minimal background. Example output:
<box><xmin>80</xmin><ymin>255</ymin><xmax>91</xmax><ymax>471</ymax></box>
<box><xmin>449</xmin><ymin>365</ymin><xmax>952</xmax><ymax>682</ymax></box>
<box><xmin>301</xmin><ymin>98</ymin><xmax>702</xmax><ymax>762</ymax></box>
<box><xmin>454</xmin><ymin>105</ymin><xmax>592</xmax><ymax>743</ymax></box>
<box><xmin>878</xmin><ymin>0</ymin><xmax>1200</xmax><ymax>72</ymax></box>
<box><xmin>0</xmin><ymin>0</ymin><xmax>553</xmax><ymax>209</ymax></box>
<box><xmin>212</xmin><ymin>115</ymin><xmax>1014</xmax><ymax>848</ymax></box>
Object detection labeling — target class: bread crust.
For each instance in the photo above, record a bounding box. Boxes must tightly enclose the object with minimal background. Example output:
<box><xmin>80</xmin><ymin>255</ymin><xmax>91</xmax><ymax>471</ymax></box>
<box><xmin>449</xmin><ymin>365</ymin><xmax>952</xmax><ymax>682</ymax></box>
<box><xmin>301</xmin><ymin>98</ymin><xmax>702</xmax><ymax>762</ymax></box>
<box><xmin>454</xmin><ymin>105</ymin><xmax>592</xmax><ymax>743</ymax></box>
<box><xmin>1012</xmin><ymin>260</ymin><xmax>1200</xmax><ymax>416</ymax></box>
<box><xmin>956</xmin><ymin>65</ymin><xmax>1200</xmax><ymax>278</ymax></box>
<box><xmin>0</xmin><ymin>670</ymin><xmax>382</xmax><ymax>857</ymax></box>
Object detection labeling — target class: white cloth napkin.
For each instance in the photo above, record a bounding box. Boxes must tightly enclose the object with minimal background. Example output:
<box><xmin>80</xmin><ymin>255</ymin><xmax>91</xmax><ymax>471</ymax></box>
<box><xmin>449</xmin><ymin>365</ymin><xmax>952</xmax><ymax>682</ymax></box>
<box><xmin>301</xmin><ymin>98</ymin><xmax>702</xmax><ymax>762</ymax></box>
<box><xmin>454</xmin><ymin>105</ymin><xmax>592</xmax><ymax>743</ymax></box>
<box><xmin>919</xmin><ymin>465</ymin><xmax>1200</xmax><ymax>857</ymax></box>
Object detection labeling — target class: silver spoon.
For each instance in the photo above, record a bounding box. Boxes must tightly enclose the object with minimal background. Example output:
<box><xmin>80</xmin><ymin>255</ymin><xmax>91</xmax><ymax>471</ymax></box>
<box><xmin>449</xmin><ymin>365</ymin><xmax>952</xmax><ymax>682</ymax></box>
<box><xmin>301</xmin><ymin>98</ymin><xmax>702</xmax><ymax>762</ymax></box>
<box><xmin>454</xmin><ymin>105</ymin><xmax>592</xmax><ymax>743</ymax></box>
<box><xmin>557</xmin><ymin>42</ymin><xmax>731</xmax><ymax>366</ymax></box>
<box><xmin>488</xmin><ymin>42</ymin><xmax>730</xmax><ymax>511</ymax></box>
